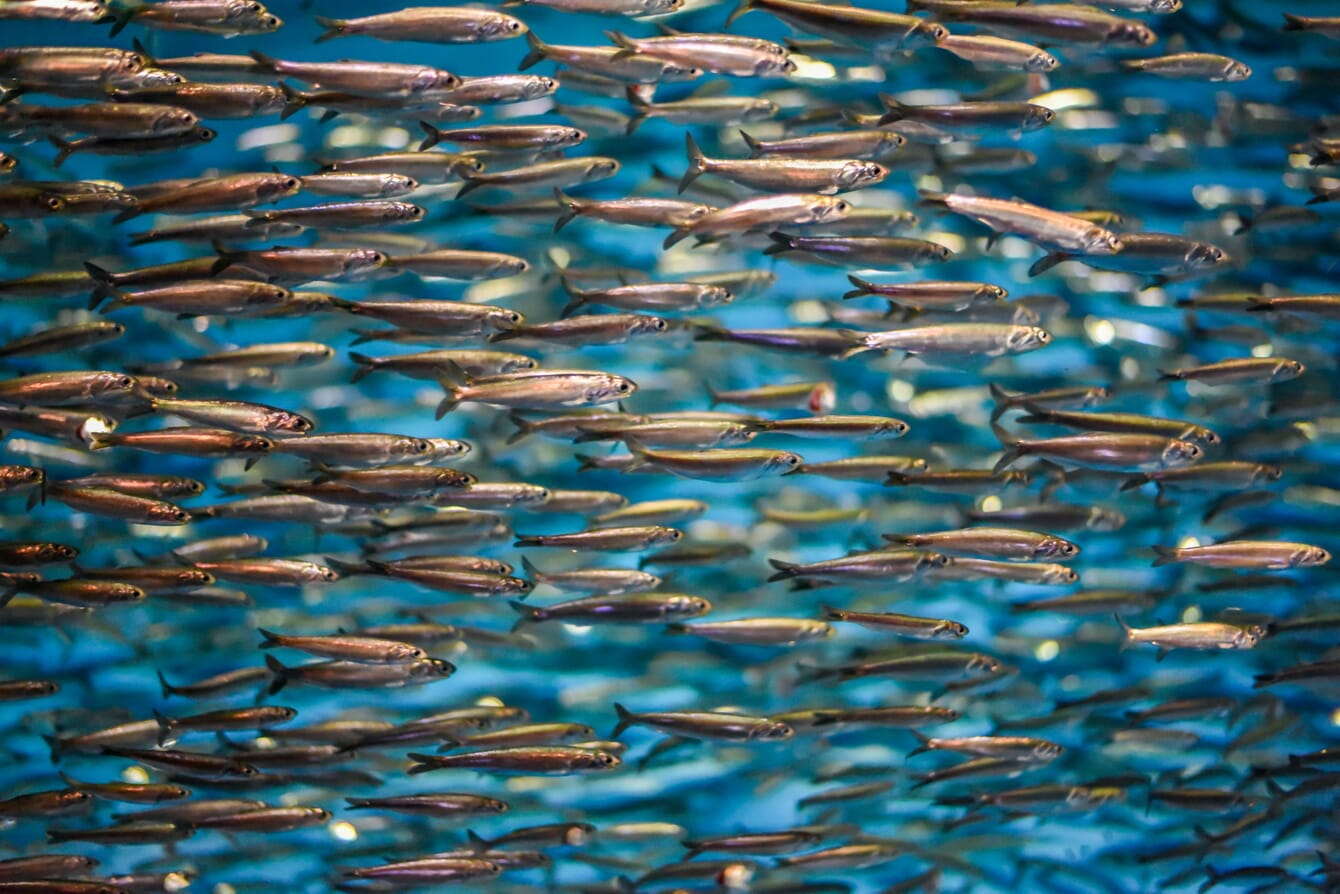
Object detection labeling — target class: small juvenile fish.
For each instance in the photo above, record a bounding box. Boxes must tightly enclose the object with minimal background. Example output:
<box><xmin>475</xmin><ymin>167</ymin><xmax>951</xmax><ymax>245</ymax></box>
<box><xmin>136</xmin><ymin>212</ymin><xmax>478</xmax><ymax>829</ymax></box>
<box><xmin>562</xmin><ymin>277</ymin><xmax>730</xmax><ymax>317</ymax></box>
<box><xmin>730</xmin><ymin>0</ymin><xmax>947</xmax><ymax>51</ymax></box>
<box><xmin>1282</xmin><ymin>12</ymin><xmax>1340</xmax><ymax>39</ymax></box>
<box><xmin>319</xmin><ymin>152</ymin><xmax>480</xmax><ymax>184</ymax></box>
<box><xmin>437</xmin><ymin>366</ymin><xmax>635</xmax><ymax>418</ymax></box>
<box><xmin>408</xmin><ymin>746</ymin><xmax>620</xmax><ymax>775</ymax></box>
<box><xmin>664</xmin><ymin>193</ymin><xmax>850</xmax><ymax>248</ymax></box>
<box><xmin>90</xmin><ymin>427</ymin><xmax>272</xmax><ymax>460</ymax></box>
<box><xmin>927</xmin><ymin>557</ymin><xmax>1078</xmax><ymax>585</ymax></box>
<box><xmin>936</xmin><ymin>34</ymin><xmax>1059</xmax><ymax>72</ymax></box>
<box><xmin>1122</xmin><ymin>53</ymin><xmax>1251</xmax><ymax>81</ymax></box>
<box><xmin>456</xmin><ymin>157</ymin><xmax>620</xmax><ymax>198</ymax></box>
<box><xmin>345</xmin><ymin>793</ymin><xmax>509</xmax><ymax>817</ymax></box>
<box><xmin>248</xmin><ymin>51</ymin><xmax>459</xmax><ymax>98</ymax></box>
<box><xmin>314</xmin><ymin>7</ymin><xmax>526</xmax><ymax>44</ymax></box>
<box><xmin>611</xmin><ymin>704</ymin><xmax>793</xmax><ymax>740</ymax></box>
<box><xmin>1016</xmin><ymin>405</ymin><xmax>1219</xmax><ymax>446</ymax></box>
<box><xmin>767</xmin><ymin>549</ymin><xmax>946</xmax><ymax>586</ymax></box>
<box><xmin>845</xmin><ymin>276</ymin><xmax>1006</xmax><ymax>310</ymax></box>
<box><xmin>515</xmin><ymin>526</ymin><xmax>682</xmax><ymax>551</ymax></box>
<box><xmin>625</xmin><ymin>444</ymin><xmax>802</xmax><ymax>481</ymax></box>
<box><xmin>50</xmin><ymin>127</ymin><xmax>217</xmax><ymax>167</ymax></box>
<box><xmin>148</xmin><ymin>397</ymin><xmax>311</xmax><ymax>434</ymax></box>
<box><xmin>344</xmin><ymin>857</ymin><xmax>504</xmax><ymax>883</ymax></box>
<box><xmin>681</xmin><ymin>134</ymin><xmax>885</xmax><ymax>195</ymax></box>
<box><xmin>710</xmin><ymin>381</ymin><xmax>834</xmax><ymax>412</ymax></box>
<box><xmin>766</xmin><ymin>232</ymin><xmax>952</xmax><ymax>268</ymax></box>
<box><xmin>335</xmin><ymin>298</ymin><xmax>522</xmax><ymax>335</ymax></box>
<box><xmin>443</xmin><ymin>74</ymin><xmax>558</xmax><ymax>105</ymax></box>
<box><xmin>387</xmin><ymin>249</ymin><xmax>529</xmax><ymax>280</ymax></box>
<box><xmin>1158</xmin><ymin>358</ymin><xmax>1305</xmax><ymax>386</ymax></box>
<box><xmin>45</xmin><ymin>483</ymin><xmax>190</xmax><ymax>525</ymax></box>
<box><xmin>864</xmin><ymin>323</ymin><xmax>1051</xmax><ymax>358</ymax></box>
<box><xmin>494</xmin><ymin>313</ymin><xmax>670</xmax><ymax>347</ymax></box>
<box><xmin>246</xmin><ymin>200</ymin><xmax>424</xmax><ymax>230</ymax></box>
<box><xmin>880</xmin><ymin>96</ymin><xmax>1055</xmax><ymax>135</ymax></box>
<box><xmin>553</xmin><ymin>190</ymin><xmax>713</xmax><ymax>233</ymax></box>
<box><xmin>805</xmin><ymin>705</ymin><xmax>959</xmax><ymax>730</ymax></box>
<box><xmin>1116</xmin><ymin>616</ymin><xmax>1260</xmax><ymax>653</ymax></box>
<box><xmin>109</xmin><ymin>0</ymin><xmax>280</xmax><ymax>36</ymax></box>
<box><xmin>419</xmin><ymin>122</ymin><xmax>584</xmax><ymax>152</ymax></box>
<box><xmin>258</xmin><ymin>629</ymin><xmax>427</xmax><ymax>664</ymax></box>
<box><xmin>667</xmin><ymin>617</ymin><xmax>833</xmax><ymax>646</ymax></box>
<box><xmin>153</xmin><ymin>705</ymin><xmax>297</xmax><ymax>744</ymax></box>
<box><xmin>923</xmin><ymin>191</ymin><xmax>1122</xmax><ymax>254</ymax></box>
<box><xmin>801</xmin><ymin>650</ymin><xmax>1003</xmax><ymax>683</ymax></box>
<box><xmin>758</xmin><ymin>415</ymin><xmax>907</xmax><ymax>439</ymax></box>
<box><xmin>626</xmin><ymin>90</ymin><xmax>777</xmax><ymax>135</ymax></box>
<box><xmin>994</xmin><ymin>425</ymin><xmax>1201</xmax><ymax>472</ymax></box>
<box><xmin>910</xmin><ymin>1</ymin><xmax>1155</xmax><ymax>47</ymax></box>
<box><xmin>211</xmin><ymin>244</ymin><xmax>388</xmax><ymax>283</ymax></box>
<box><xmin>190</xmin><ymin>558</ymin><xmax>339</xmax><ymax>587</ymax></box>
<box><xmin>520</xmin><ymin>33</ymin><xmax>702</xmax><ymax>84</ymax></box>
<box><xmin>740</xmin><ymin>128</ymin><xmax>905</xmax><ymax>160</ymax></box>
<box><xmin>1152</xmin><ymin>541</ymin><xmax>1330</xmax><ymax>570</ymax></box>
<box><xmin>265</xmin><ymin>654</ymin><xmax>454</xmax><ymax>693</ymax></box>
<box><xmin>891</xmin><ymin>527</ymin><xmax>1080</xmax><ymax>561</ymax></box>
<box><xmin>158</xmin><ymin>666</ymin><xmax>271</xmax><ymax>699</ymax></box>
<box><xmin>522</xmin><ymin>558</ymin><xmax>663</xmax><ymax>595</ymax></box>
<box><xmin>352</xmin><ymin>349</ymin><xmax>534</xmax><ymax>382</ymax></box>
<box><xmin>822</xmin><ymin>605</ymin><xmax>968</xmax><ymax>640</ymax></box>
<box><xmin>509</xmin><ymin>592</ymin><xmax>711</xmax><ymax>627</ymax></box>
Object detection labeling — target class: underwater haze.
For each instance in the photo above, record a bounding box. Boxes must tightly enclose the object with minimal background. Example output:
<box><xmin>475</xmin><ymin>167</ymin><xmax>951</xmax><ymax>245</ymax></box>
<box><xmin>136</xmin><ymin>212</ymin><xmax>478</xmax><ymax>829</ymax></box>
<box><xmin>1</xmin><ymin>0</ymin><xmax>1339</xmax><ymax>892</ymax></box>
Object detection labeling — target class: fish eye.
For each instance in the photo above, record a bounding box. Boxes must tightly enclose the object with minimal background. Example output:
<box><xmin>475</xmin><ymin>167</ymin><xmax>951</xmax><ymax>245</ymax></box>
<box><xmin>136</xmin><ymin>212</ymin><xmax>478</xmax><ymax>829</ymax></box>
<box><xmin>835</xmin><ymin>201</ymin><xmax>850</xmax><ymax>212</ymax></box>
<box><xmin>44</xmin><ymin>196</ymin><xmax>63</xmax><ymax>211</ymax></box>
<box><xmin>786</xmin><ymin>455</ymin><xmax>801</xmax><ymax>466</ymax></box>
<box><xmin>414</xmin><ymin>439</ymin><xmax>433</xmax><ymax>453</ymax></box>
<box><xmin>617</xmin><ymin>381</ymin><xmax>632</xmax><ymax>393</ymax></box>
<box><xmin>284</xmin><ymin>177</ymin><xmax>299</xmax><ymax>189</ymax></box>
<box><xmin>508</xmin><ymin>19</ymin><xmax>522</xmax><ymax>30</ymax></box>
<box><xmin>507</xmin><ymin>311</ymin><xmax>522</xmax><ymax>322</ymax></box>
<box><xmin>597</xmin><ymin>752</ymin><xmax>617</xmax><ymax>765</ymax></box>
<box><xmin>116</xmin><ymin>375</ymin><xmax>135</xmax><ymax>388</ymax></box>
<box><xmin>410</xmin><ymin>206</ymin><xmax>424</xmax><ymax>218</ymax></box>
<box><xmin>172</xmin><ymin>509</ymin><xmax>189</xmax><ymax>521</ymax></box>
<box><xmin>199</xmin><ymin>128</ymin><xmax>216</xmax><ymax>140</ymax></box>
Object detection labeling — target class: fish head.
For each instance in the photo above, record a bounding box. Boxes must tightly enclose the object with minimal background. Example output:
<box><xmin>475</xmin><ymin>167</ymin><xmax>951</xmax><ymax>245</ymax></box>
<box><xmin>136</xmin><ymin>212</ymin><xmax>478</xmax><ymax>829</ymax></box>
<box><xmin>387</xmin><ymin>174</ymin><xmax>418</xmax><ymax>194</ymax></box>
<box><xmin>313</xmin><ymin>565</ymin><xmax>340</xmax><ymax>582</ymax></box>
<box><xmin>347</xmin><ymin>249</ymin><xmax>389</xmax><ymax>273</ymax></box>
<box><xmin>398</xmin><ymin>437</ymin><xmax>436</xmax><ymax>458</ymax></box>
<box><xmin>643</xmin><ymin>0</ymin><xmax>683</xmax><ymax>11</ymax></box>
<box><xmin>1116</xmin><ymin>22</ymin><xmax>1157</xmax><ymax>46</ymax></box>
<box><xmin>1046</xmin><ymin>566</ymin><xmax>1080</xmax><ymax>584</ymax></box>
<box><xmin>814</xmin><ymin>197</ymin><xmax>851</xmax><ymax>222</ymax></box>
<box><xmin>95</xmin><ymin>372</ymin><xmax>138</xmax><ymax>395</ymax></box>
<box><xmin>1084</xmin><ymin>386</ymin><xmax>1112</xmax><ymax>405</ymax></box>
<box><xmin>554</xmin><ymin>127</ymin><xmax>586</xmax><ymax>148</ymax></box>
<box><xmin>1254</xmin><ymin>464</ymin><xmax>1283</xmax><ymax>482</ymax></box>
<box><xmin>924</xmin><ymin>242</ymin><xmax>954</xmax><ymax>262</ymax></box>
<box><xmin>255</xmin><ymin>174</ymin><xmax>298</xmax><ymax>199</ymax></box>
<box><xmin>1162</xmin><ymin>439</ymin><xmax>1201</xmax><ymax>467</ymax></box>
<box><xmin>1189</xmin><ymin>426</ymin><xmax>1220</xmax><ymax>446</ymax></box>
<box><xmin>759</xmin><ymin>721</ymin><xmax>795</xmax><ymax>740</ymax></box>
<box><xmin>563</xmin><ymin>824</ymin><xmax>594</xmax><ymax>846</ymax></box>
<box><xmin>1026</xmin><ymin>105</ymin><xmax>1056</xmax><ymax>130</ymax></box>
<box><xmin>701</xmin><ymin>286</ymin><xmax>733</xmax><ymax>307</ymax></box>
<box><xmin>0</xmin><ymin>156</ymin><xmax>14</xmax><ymax>172</ymax></box>
<box><xmin>181</xmin><ymin>569</ymin><xmax>214</xmax><ymax>586</ymax></box>
<box><xmin>671</xmin><ymin>595</ymin><xmax>712</xmax><ymax>618</ymax></box>
<box><xmin>967</xmin><ymin>654</ymin><xmax>1002</xmax><ymax>675</ymax></box>
<box><xmin>116</xmin><ymin>52</ymin><xmax>146</xmax><ymax>74</ymax></box>
<box><xmin>151</xmin><ymin>504</ymin><xmax>192</xmax><ymax>525</ymax></box>
<box><xmin>1151</xmin><ymin>0</ymin><xmax>1181</xmax><ymax>10</ymax></box>
<box><xmin>935</xmin><ymin>620</ymin><xmax>969</xmax><ymax>639</ymax></box>
<box><xmin>635</xmin><ymin>315</ymin><xmax>671</xmax><ymax>336</ymax></box>
<box><xmin>1225</xmin><ymin>61</ymin><xmax>1251</xmax><ymax>81</ymax></box>
<box><xmin>1007</xmin><ymin>326</ymin><xmax>1051</xmax><ymax>352</ymax></box>
<box><xmin>656</xmin><ymin>528</ymin><xmax>684</xmax><ymax>545</ymax></box>
<box><xmin>484</xmin><ymin>14</ymin><xmax>527</xmax><ymax>37</ymax></box>
<box><xmin>1028</xmin><ymin>52</ymin><xmax>1060</xmax><ymax>73</ymax></box>
<box><xmin>1038</xmin><ymin>537</ymin><xmax>1079</xmax><ymax>560</ymax></box>
<box><xmin>769</xmin><ymin>452</ymin><xmax>805</xmax><ymax>475</ymax></box>
<box><xmin>420</xmin><ymin>658</ymin><xmax>456</xmax><ymax>678</ymax></box>
<box><xmin>411</xmin><ymin>68</ymin><xmax>451</xmax><ymax>94</ymax></box>
<box><xmin>392</xmin><ymin>204</ymin><xmax>425</xmax><ymax>222</ymax></box>
<box><xmin>1295</xmin><ymin>546</ymin><xmax>1331</xmax><ymax>566</ymax></box>
<box><xmin>1273</xmin><ymin>359</ymin><xmax>1305</xmax><ymax>381</ymax></box>
<box><xmin>191</xmin><ymin>126</ymin><xmax>218</xmax><ymax>145</ymax></box>
<box><xmin>1231</xmin><ymin>628</ymin><xmax>1260</xmax><ymax>648</ymax></box>
<box><xmin>587</xmin><ymin>159</ymin><xmax>620</xmax><ymax>179</ymax></box>
<box><xmin>491</xmin><ymin>308</ymin><xmax>525</xmax><ymax>330</ymax></box>
<box><xmin>1081</xmin><ymin>226</ymin><xmax>1123</xmax><ymax>255</ymax></box>
<box><xmin>530</xmin><ymin>77</ymin><xmax>560</xmax><ymax>98</ymax></box>
<box><xmin>155</xmin><ymin>108</ymin><xmax>199</xmax><ymax>133</ymax></box>
<box><xmin>393</xmin><ymin>643</ymin><xmax>428</xmax><ymax>662</ymax></box>
<box><xmin>662</xmin><ymin>63</ymin><xmax>703</xmax><ymax>82</ymax></box>
<box><xmin>271</xmin><ymin>412</ymin><xmax>312</xmax><ymax>434</ymax></box>
<box><xmin>977</xmin><ymin>284</ymin><xmax>1008</xmax><ymax>301</ymax></box>
<box><xmin>1035</xmin><ymin>741</ymin><xmax>1065</xmax><ymax>759</ymax></box>
<box><xmin>1187</xmin><ymin>243</ymin><xmax>1228</xmax><ymax>268</ymax></box>
<box><xmin>838</xmin><ymin>161</ymin><xmax>887</xmax><ymax>188</ymax></box>
<box><xmin>587</xmin><ymin>750</ymin><xmax>622</xmax><ymax>770</ymax></box>
<box><xmin>918</xmin><ymin>551</ymin><xmax>951</xmax><ymax>569</ymax></box>
<box><xmin>237</xmin><ymin>435</ymin><xmax>274</xmax><ymax>453</ymax></box>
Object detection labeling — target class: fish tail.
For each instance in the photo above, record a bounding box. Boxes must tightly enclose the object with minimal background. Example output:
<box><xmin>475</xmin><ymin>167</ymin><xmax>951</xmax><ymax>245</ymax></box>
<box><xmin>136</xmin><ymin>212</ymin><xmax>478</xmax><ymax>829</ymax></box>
<box><xmin>738</xmin><ymin>129</ymin><xmax>764</xmax><ymax>158</ymax></box>
<box><xmin>107</xmin><ymin>7</ymin><xmax>137</xmax><ymax>37</ymax></box>
<box><xmin>1155</xmin><ymin>368</ymin><xmax>1180</xmax><ymax>382</ymax></box>
<box><xmin>519</xmin><ymin>31</ymin><xmax>548</xmax><ymax>70</ymax></box>
<box><xmin>513</xmin><ymin>536</ymin><xmax>540</xmax><ymax>547</ymax></box>
<box><xmin>724</xmin><ymin>0</ymin><xmax>756</xmax><ymax>27</ymax></box>
<box><xmin>876</xmin><ymin>93</ymin><xmax>909</xmax><ymax>125</ymax></box>
<box><xmin>575</xmin><ymin>453</ymin><xmax>604</xmax><ymax>473</ymax></box>
<box><xmin>42</xmin><ymin>734</ymin><xmax>65</xmax><ymax>764</ymax></box>
<box><xmin>263</xmin><ymin>653</ymin><xmax>290</xmax><ymax>694</ymax></box>
<box><xmin>151</xmin><ymin>709</ymin><xmax>174</xmax><ymax>747</ymax></box>
<box><xmin>680</xmin><ymin>133</ymin><xmax>709</xmax><ymax>194</ymax></box>
<box><xmin>248</xmin><ymin>50</ymin><xmax>280</xmax><ymax>71</ymax></box>
<box><xmin>1119</xmin><ymin>474</ymin><xmax>1150</xmax><ymax>492</ymax></box>
<box><xmin>348</xmin><ymin>352</ymin><xmax>378</xmax><ymax>383</ymax></box>
<box><xmin>278</xmin><ymin>81</ymin><xmax>307</xmax><ymax>121</ymax></box>
<box><xmin>209</xmin><ymin>239</ymin><xmax>237</xmax><ymax>276</ymax></box>
<box><xmin>156</xmin><ymin>670</ymin><xmax>178</xmax><ymax>698</ymax></box>
<box><xmin>466</xmin><ymin>829</ymin><xmax>491</xmax><ymax>851</ymax></box>
<box><xmin>49</xmin><ymin>135</ymin><xmax>76</xmax><ymax>169</ymax></box>
<box><xmin>1150</xmin><ymin>545</ymin><xmax>1178</xmax><ymax>566</ymax></box>
<box><xmin>662</xmin><ymin>227</ymin><xmax>690</xmax><ymax>250</ymax></box>
<box><xmin>507</xmin><ymin>599</ymin><xmax>542</xmax><ymax>631</ymax></box>
<box><xmin>520</xmin><ymin>555</ymin><xmax>543</xmax><ymax>582</ymax></box>
<box><xmin>916</xmin><ymin>189</ymin><xmax>950</xmax><ymax>209</ymax></box>
<box><xmin>1282</xmin><ymin>12</ymin><xmax>1306</xmax><ymax>30</ymax></box>
<box><xmin>313</xmin><ymin>15</ymin><xmax>346</xmax><ymax>43</ymax></box>
<box><xmin>257</xmin><ymin>627</ymin><xmax>283</xmax><ymax>649</ymax></box>
<box><xmin>112</xmin><ymin>205</ymin><xmax>142</xmax><ymax>224</ymax></box>
<box><xmin>1112</xmin><ymin>613</ymin><xmax>1132</xmax><ymax>651</ymax></box>
<box><xmin>842</xmin><ymin>273</ymin><xmax>875</xmax><ymax>299</ymax></box>
<box><xmin>766</xmin><ymin>558</ymin><xmax>798</xmax><ymax>581</ymax></box>
<box><xmin>552</xmin><ymin>188</ymin><xmax>580</xmax><ymax>232</ymax></box>
<box><xmin>610</xmin><ymin>702</ymin><xmax>635</xmax><ymax>738</ymax></box>
<box><xmin>505</xmin><ymin>412</ymin><xmax>537</xmax><ymax>445</ymax></box>
<box><xmin>405</xmin><ymin>753</ymin><xmax>438</xmax><ymax>775</ymax></box>
<box><xmin>454</xmin><ymin>170</ymin><xmax>482</xmax><ymax>199</ymax></box>
<box><xmin>417</xmin><ymin>120</ymin><xmax>442</xmax><ymax>152</ymax></box>
<box><xmin>992</xmin><ymin>447</ymin><xmax>1022</xmax><ymax>474</ymax></box>
<box><xmin>1251</xmin><ymin>672</ymin><xmax>1275</xmax><ymax>689</ymax></box>
<box><xmin>819</xmin><ymin>604</ymin><xmax>846</xmax><ymax>621</ymax></box>
<box><xmin>1027</xmin><ymin>252</ymin><xmax>1068</xmax><ymax>278</ymax></box>
<box><xmin>906</xmin><ymin>730</ymin><xmax>932</xmax><ymax>757</ymax></box>
<box><xmin>691</xmin><ymin>324</ymin><xmax>728</xmax><ymax>343</ymax></box>
<box><xmin>763</xmin><ymin>231</ymin><xmax>795</xmax><ymax>256</ymax></box>
<box><xmin>605</xmin><ymin>30</ymin><xmax>638</xmax><ymax>58</ymax></box>
<box><xmin>794</xmin><ymin>661</ymin><xmax>836</xmax><ymax>683</ymax></box>
<box><xmin>1305</xmin><ymin>187</ymin><xmax>1330</xmax><ymax>206</ymax></box>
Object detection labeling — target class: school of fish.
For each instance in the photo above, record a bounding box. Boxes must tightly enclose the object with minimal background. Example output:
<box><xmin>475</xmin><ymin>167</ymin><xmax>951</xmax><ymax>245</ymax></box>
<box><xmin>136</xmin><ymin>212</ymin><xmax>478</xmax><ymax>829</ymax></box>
<box><xmin>0</xmin><ymin>0</ymin><xmax>1338</xmax><ymax>891</ymax></box>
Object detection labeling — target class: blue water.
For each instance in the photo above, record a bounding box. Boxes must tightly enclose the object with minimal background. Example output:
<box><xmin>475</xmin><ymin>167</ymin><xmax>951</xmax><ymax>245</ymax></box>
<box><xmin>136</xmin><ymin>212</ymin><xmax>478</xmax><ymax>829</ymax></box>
<box><xmin>2</xmin><ymin>1</ymin><xmax>1338</xmax><ymax>891</ymax></box>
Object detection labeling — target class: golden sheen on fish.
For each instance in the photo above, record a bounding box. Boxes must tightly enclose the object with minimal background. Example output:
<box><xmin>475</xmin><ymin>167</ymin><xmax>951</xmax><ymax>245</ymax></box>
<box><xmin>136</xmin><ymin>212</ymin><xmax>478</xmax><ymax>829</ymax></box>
<box><xmin>0</xmin><ymin>2</ymin><xmax>1334</xmax><ymax>892</ymax></box>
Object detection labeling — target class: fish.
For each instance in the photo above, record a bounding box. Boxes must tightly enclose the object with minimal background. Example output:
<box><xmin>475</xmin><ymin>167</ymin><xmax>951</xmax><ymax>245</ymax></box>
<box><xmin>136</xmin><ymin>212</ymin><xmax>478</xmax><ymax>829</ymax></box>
<box><xmin>681</xmin><ymin>134</ymin><xmax>886</xmax><ymax>195</ymax></box>
<box><xmin>314</xmin><ymin>8</ymin><xmax>526</xmax><ymax>44</ymax></box>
